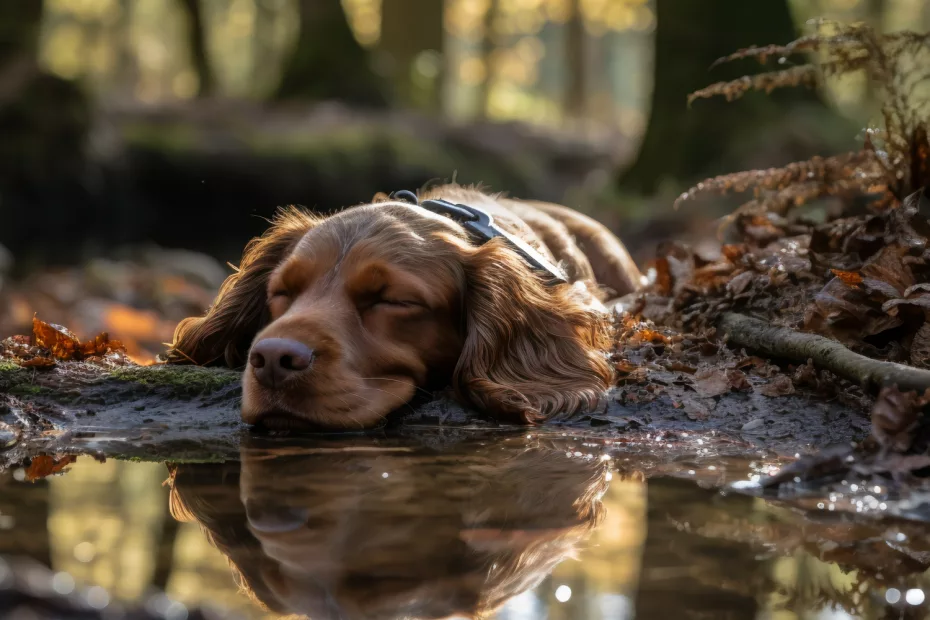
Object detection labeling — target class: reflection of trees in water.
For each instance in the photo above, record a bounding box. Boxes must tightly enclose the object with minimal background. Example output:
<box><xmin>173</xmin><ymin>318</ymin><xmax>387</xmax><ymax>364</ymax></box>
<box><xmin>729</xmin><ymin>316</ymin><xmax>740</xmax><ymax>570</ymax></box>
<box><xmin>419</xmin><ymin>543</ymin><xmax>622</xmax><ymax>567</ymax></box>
<box><xmin>639</xmin><ymin>476</ymin><xmax>930</xmax><ymax>620</ymax></box>
<box><xmin>40</xmin><ymin>459</ymin><xmax>265</xmax><ymax>617</ymax></box>
<box><xmin>9</xmin><ymin>442</ymin><xmax>930</xmax><ymax>619</ymax></box>
<box><xmin>0</xmin><ymin>471</ymin><xmax>51</xmax><ymax>565</ymax></box>
<box><xmin>41</xmin><ymin>460</ymin><xmax>170</xmax><ymax>601</ymax></box>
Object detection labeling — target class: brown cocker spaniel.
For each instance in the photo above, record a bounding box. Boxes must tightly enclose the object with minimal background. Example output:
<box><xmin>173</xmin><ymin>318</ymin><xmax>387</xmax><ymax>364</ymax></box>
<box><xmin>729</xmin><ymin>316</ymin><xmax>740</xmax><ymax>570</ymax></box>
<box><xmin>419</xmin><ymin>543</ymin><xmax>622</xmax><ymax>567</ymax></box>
<box><xmin>167</xmin><ymin>185</ymin><xmax>642</xmax><ymax>429</ymax></box>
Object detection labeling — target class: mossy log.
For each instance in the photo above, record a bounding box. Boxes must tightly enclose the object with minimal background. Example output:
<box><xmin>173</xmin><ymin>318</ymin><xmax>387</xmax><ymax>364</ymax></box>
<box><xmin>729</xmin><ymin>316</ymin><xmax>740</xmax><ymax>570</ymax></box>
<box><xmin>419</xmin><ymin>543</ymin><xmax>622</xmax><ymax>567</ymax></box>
<box><xmin>0</xmin><ymin>359</ymin><xmax>872</xmax><ymax>468</ymax></box>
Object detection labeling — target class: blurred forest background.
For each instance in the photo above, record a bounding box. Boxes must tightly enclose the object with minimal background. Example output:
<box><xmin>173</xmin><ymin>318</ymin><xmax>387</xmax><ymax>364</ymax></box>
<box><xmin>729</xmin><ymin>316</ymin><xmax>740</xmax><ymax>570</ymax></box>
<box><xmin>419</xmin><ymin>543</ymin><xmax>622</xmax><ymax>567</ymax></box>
<box><xmin>1</xmin><ymin>0</ymin><xmax>929</xmax><ymax>362</ymax></box>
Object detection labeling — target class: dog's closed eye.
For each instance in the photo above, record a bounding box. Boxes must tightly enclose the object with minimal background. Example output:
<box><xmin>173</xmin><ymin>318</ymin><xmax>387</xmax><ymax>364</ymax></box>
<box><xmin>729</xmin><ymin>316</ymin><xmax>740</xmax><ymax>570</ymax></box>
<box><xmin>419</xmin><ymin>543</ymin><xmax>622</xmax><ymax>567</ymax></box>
<box><xmin>358</xmin><ymin>288</ymin><xmax>427</xmax><ymax>313</ymax></box>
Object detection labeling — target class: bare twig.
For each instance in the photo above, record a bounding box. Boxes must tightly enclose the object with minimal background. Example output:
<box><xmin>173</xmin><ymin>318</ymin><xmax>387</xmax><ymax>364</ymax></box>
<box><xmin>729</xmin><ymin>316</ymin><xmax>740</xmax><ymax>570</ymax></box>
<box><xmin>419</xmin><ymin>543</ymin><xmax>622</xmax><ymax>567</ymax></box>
<box><xmin>718</xmin><ymin>313</ymin><xmax>930</xmax><ymax>393</ymax></box>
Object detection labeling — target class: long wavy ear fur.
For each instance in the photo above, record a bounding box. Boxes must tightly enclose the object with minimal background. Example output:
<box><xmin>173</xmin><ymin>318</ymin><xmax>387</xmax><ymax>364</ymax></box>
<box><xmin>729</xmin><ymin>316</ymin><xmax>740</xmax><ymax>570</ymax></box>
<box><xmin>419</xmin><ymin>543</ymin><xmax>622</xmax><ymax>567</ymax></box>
<box><xmin>165</xmin><ymin>207</ymin><xmax>318</xmax><ymax>367</ymax></box>
<box><xmin>453</xmin><ymin>239</ymin><xmax>615</xmax><ymax>423</ymax></box>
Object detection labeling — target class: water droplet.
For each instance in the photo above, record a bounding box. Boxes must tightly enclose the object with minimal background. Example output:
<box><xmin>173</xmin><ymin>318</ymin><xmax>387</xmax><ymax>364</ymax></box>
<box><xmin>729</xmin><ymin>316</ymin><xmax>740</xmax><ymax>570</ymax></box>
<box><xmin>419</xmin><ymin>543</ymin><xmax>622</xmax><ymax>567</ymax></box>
<box><xmin>74</xmin><ymin>542</ymin><xmax>96</xmax><ymax>563</ymax></box>
<box><xmin>886</xmin><ymin>588</ymin><xmax>901</xmax><ymax>604</ymax></box>
<box><xmin>165</xmin><ymin>601</ymin><xmax>189</xmax><ymax>620</ymax></box>
<box><xmin>52</xmin><ymin>572</ymin><xmax>75</xmax><ymax>595</ymax></box>
<box><xmin>906</xmin><ymin>589</ymin><xmax>925</xmax><ymax>605</ymax></box>
<box><xmin>555</xmin><ymin>585</ymin><xmax>572</xmax><ymax>602</ymax></box>
<box><xmin>86</xmin><ymin>586</ymin><xmax>110</xmax><ymax>609</ymax></box>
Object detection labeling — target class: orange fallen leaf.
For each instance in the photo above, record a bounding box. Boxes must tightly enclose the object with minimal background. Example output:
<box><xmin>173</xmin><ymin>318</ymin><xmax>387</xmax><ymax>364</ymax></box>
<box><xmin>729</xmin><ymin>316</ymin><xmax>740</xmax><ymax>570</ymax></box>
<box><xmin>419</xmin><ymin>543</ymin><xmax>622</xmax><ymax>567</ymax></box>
<box><xmin>638</xmin><ymin>329</ymin><xmax>669</xmax><ymax>344</ymax></box>
<box><xmin>32</xmin><ymin>317</ymin><xmax>82</xmax><ymax>360</ymax></box>
<box><xmin>25</xmin><ymin>455</ymin><xmax>76</xmax><ymax>481</ymax></box>
<box><xmin>19</xmin><ymin>357</ymin><xmax>56</xmax><ymax>369</ymax></box>
<box><xmin>830</xmin><ymin>269</ymin><xmax>863</xmax><ymax>286</ymax></box>
<box><xmin>722</xmin><ymin>244</ymin><xmax>749</xmax><ymax>262</ymax></box>
<box><xmin>31</xmin><ymin>316</ymin><xmax>126</xmax><ymax>361</ymax></box>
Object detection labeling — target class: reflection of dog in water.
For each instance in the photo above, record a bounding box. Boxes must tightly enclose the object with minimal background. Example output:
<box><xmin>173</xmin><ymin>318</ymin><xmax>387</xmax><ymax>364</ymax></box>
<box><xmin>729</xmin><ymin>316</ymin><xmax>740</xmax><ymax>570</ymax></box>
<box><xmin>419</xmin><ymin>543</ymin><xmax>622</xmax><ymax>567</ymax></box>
<box><xmin>167</xmin><ymin>438</ymin><xmax>610</xmax><ymax>619</ymax></box>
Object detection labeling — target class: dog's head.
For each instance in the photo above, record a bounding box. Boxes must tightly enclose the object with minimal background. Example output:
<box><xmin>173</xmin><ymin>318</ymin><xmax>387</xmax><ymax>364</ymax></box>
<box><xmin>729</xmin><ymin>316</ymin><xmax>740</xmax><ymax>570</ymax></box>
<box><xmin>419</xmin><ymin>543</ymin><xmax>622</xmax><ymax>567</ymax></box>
<box><xmin>168</xmin><ymin>197</ymin><xmax>613</xmax><ymax>429</ymax></box>
<box><xmin>166</xmin><ymin>437</ymin><xmax>612</xmax><ymax>618</ymax></box>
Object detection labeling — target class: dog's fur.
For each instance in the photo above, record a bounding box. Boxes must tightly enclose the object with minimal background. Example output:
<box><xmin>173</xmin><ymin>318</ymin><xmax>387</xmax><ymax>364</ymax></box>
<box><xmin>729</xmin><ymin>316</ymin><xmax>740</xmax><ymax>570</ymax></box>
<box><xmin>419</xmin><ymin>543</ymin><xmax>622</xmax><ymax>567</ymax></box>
<box><xmin>167</xmin><ymin>438</ymin><xmax>611</xmax><ymax>619</ymax></box>
<box><xmin>167</xmin><ymin>185</ymin><xmax>641</xmax><ymax>429</ymax></box>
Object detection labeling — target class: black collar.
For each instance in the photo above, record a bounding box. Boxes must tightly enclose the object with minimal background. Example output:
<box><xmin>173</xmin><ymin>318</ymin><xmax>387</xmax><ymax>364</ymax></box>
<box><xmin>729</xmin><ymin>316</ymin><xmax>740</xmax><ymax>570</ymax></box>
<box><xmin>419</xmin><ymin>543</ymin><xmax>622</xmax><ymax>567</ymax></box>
<box><xmin>388</xmin><ymin>190</ymin><xmax>568</xmax><ymax>285</ymax></box>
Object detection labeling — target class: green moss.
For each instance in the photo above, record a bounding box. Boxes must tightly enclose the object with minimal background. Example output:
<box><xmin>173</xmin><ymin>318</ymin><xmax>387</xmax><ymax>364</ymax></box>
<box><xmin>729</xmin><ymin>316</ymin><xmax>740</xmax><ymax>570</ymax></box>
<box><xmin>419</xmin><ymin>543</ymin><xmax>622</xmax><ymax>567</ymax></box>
<box><xmin>0</xmin><ymin>361</ymin><xmax>25</xmax><ymax>373</ymax></box>
<box><xmin>0</xmin><ymin>362</ymin><xmax>27</xmax><ymax>392</ymax></box>
<box><xmin>8</xmin><ymin>384</ymin><xmax>44</xmax><ymax>396</ymax></box>
<box><xmin>110</xmin><ymin>365</ymin><xmax>240</xmax><ymax>396</ymax></box>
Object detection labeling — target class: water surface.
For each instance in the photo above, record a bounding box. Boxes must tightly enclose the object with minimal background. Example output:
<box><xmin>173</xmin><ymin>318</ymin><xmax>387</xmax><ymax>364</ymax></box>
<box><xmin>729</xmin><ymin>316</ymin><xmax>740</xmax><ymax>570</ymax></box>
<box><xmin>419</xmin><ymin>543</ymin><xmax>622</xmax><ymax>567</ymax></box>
<box><xmin>1</xmin><ymin>431</ymin><xmax>929</xmax><ymax>619</ymax></box>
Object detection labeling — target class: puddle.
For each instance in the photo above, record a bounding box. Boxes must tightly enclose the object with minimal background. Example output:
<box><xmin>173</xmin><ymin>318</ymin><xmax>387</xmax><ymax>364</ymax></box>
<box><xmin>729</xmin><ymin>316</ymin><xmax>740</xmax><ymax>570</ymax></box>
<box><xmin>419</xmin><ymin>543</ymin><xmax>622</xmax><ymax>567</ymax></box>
<box><xmin>2</xmin><ymin>431</ymin><xmax>930</xmax><ymax>619</ymax></box>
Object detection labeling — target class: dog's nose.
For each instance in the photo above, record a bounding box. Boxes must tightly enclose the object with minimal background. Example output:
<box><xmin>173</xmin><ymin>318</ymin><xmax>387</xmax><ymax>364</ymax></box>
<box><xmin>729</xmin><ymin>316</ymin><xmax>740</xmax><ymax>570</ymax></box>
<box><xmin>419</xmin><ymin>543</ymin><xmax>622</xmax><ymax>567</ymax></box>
<box><xmin>249</xmin><ymin>338</ymin><xmax>314</xmax><ymax>388</ymax></box>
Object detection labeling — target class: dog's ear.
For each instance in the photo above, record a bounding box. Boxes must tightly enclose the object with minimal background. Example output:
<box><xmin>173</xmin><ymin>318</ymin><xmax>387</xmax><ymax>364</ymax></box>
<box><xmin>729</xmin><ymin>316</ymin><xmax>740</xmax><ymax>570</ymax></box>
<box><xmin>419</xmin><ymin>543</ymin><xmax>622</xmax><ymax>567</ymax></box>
<box><xmin>166</xmin><ymin>207</ymin><xmax>318</xmax><ymax>367</ymax></box>
<box><xmin>453</xmin><ymin>239</ymin><xmax>614</xmax><ymax>423</ymax></box>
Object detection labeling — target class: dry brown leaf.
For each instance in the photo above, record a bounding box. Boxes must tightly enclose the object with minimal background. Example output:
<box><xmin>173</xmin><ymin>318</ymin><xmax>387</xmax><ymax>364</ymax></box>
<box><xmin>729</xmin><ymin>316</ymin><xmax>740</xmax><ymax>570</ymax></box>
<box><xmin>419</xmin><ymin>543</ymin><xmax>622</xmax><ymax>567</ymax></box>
<box><xmin>721</xmin><ymin>244</ymin><xmax>749</xmax><ymax>262</ymax></box>
<box><xmin>650</xmin><ymin>257</ymin><xmax>672</xmax><ymax>296</ymax></box>
<box><xmin>757</xmin><ymin>374</ymin><xmax>796</xmax><ymax>397</ymax></box>
<box><xmin>725</xmin><ymin>369</ymin><xmax>751</xmax><ymax>391</ymax></box>
<box><xmin>682</xmin><ymin>398</ymin><xmax>714</xmax><ymax>421</ymax></box>
<box><xmin>25</xmin><ymin>455</ymin><xmax>76</xmax><ymax>481</ymax></box>
<box><xmin>860</xmin><ymin>244</ymin><xmax>915</xmax><ymax>296</ymax></box>
<box><xmin>911</xmin><ymin>322</ymin><xmax>930</xmax><ymax>367</ymax></box>
<box><xmin>615</xmin><ymin>360</ymin><xmax>638</xmax><ymax>375</ymax></box>
<box><xmin>870</xmin><ymin>386</ymin><xmax>929</xmax><ymax>452</ymax></box>
<box><xmin>726</xmin><ymin>271</ymin><xmax>755</xmax><ymax>295</ymax></box>
<box><xmin>693</xmin><ymin>368</ymin><xmax>731</xmax><ymax>398</ymax></box>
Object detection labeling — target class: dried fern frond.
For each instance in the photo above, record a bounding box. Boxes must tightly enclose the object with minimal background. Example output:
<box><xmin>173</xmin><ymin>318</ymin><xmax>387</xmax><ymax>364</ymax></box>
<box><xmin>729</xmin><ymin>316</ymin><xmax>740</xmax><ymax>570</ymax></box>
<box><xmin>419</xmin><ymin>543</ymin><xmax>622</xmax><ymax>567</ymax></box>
<box><xmin>688</xmin><ymin>65</ymin><xmax>820</xmax><ymax>105</ymax></box>
<box><xmin>709</xmin><ymin>36</ymin><xmax>823</xmax><ymax>69</ymax></box>
<box><xmin>681</xmin><ymin>19</ymin><xmax>930</xmax><ymax>219</ymax></box>
<box><xmin>674</xmin><ymin>151</ymin><xmax>885</xmax><ymax>210</ymax></box>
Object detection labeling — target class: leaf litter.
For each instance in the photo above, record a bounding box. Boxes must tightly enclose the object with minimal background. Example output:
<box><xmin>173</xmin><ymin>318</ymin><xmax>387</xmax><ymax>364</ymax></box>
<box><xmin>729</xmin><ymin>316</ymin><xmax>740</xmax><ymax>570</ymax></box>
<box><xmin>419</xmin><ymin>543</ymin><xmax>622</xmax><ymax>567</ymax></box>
<box><xmin>614</xmin><ymin>20</ymin><xmax>930</xmax><ymax>504</ymax></box>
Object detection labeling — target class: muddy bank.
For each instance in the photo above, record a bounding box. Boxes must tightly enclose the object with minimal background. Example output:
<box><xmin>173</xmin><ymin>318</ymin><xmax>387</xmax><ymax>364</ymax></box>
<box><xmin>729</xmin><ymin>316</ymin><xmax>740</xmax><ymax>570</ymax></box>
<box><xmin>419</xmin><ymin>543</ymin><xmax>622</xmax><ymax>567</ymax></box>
<box><xmin>0</xmin><ymin>357</ymin><xmax>869</xmax><ymax>469</ymax></box>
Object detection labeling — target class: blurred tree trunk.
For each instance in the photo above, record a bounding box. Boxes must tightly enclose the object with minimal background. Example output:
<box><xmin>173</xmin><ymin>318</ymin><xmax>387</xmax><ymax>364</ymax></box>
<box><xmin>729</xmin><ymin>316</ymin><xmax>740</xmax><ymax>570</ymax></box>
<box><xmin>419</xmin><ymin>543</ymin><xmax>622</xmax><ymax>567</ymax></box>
<box><xmin>866</xmin><ymin>0</ymin><xmax>885</xmax><ymax>29</ymax></box>
<box><xmin>0</xmin><ymin>0</ymin><xmax>92</xmax><ymax>263</ymax></box>
<box><xmin>177</xmin><ymin>0</ymin><xmax>214</xmax><ymax>96</ymax></box>
<box><xmin>274</xmin><ymin>0</ymin><xmax>387</xmax><ymax>106</ymax></box>
<box><xmin>479</xmin><ymin>0</ymin><xmax>499</xmax><ymax>118</ymax></box>
<box><xmin>618</xmin><ymin>0</ymin><xmax>825</xmax><ymax>195</ymax></box>
<box><xmin>563</xmin><ymin>0</ymin><xmax>589</xmax><ymax>121</ymax></box>
<box><xmin>113</xmin><ymin>0</ymin><xmax>139</xmax><ymax>100</ymax></box>
<box><xmin>151</xmin><ymin>508</ymin><xmax>181</xmax><ymax>591</ymax></box>
<box><xmin>380</xmin><ymin>0</ymin><xmax>444</xmax><ymax>110</ymax></box>
<box><xmin>252</xmin><ymin>0</ymin><xmax>277</xmax><ymax>95</ymax></box>
<box><xmin>0</xmin><ymin>0</ymin><xmax>44</xmax><ymax>101</ymax></box>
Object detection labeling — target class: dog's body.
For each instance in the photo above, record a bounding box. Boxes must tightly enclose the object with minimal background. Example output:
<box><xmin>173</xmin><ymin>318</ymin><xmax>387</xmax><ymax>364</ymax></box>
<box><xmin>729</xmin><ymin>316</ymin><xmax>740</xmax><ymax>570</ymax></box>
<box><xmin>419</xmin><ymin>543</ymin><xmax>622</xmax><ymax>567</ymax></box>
<box><xmin>168</xmin><ymin>185</ymin><xmax>641</xmax><ymax>429</ymax></box>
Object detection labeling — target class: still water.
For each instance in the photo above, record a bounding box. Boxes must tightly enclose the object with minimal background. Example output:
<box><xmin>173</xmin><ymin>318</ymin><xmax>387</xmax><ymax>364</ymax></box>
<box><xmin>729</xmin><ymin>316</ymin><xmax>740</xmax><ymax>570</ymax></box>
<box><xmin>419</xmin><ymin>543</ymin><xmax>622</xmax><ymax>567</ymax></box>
<box><xmin>1</xmin><ymin>431</ymin><xmax>929</xmax><ymax>620</ymax></box>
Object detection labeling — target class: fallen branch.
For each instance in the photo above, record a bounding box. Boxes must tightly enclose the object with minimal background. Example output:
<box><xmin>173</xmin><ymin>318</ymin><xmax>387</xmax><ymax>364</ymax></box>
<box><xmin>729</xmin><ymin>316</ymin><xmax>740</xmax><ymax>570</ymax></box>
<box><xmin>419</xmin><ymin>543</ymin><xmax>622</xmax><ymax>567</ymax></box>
<box><xmin>719</xmin><ymin>313</ymin><xmax>930</xmax><ymax>393</ymax></box>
